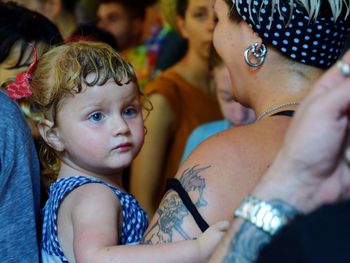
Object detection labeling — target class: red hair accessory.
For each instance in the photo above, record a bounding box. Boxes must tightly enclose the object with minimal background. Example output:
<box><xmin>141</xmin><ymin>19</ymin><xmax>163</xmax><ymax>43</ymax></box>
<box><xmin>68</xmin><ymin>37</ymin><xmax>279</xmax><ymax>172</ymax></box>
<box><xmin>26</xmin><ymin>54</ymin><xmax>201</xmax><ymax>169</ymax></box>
<box><xmin>6</xmin><ymin>44</ymin><xmax>37</xmax><ymax>100</ymax></box>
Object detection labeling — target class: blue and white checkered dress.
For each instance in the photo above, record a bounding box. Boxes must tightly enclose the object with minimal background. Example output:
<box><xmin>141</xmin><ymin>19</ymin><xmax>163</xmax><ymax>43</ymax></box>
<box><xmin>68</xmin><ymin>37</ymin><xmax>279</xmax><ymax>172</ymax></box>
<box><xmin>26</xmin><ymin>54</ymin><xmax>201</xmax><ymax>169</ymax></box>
<box><xmin>41</xmin><ymin>176</ymin><xmax>148</xmax><ymax>263</ymax></box>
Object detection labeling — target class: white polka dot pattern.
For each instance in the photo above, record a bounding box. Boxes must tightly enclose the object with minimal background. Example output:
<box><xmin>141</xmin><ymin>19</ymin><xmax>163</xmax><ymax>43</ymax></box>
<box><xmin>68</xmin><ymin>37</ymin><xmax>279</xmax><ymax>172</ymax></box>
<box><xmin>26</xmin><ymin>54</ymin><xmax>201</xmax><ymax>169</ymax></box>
<box><xmin>41</xmin><ymin>176</ymin><xmax>148</xmax><ymax>262</ymax></box>
<box><xmin>234</xmin><ymin>0</ymin><xmax>350</xmax><ymax>68</ymax></box>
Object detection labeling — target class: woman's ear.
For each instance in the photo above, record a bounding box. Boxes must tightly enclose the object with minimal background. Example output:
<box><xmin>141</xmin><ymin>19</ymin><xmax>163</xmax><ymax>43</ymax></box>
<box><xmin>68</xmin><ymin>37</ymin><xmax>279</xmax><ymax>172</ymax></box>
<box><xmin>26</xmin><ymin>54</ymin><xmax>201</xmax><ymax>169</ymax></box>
<box><xmin>176</xmin><ymin>15</ymin><xmax>188</xmax><ymax>39</ymax></box>
<box><xmin>241</xmin><ymin>21</ymin><xmax>263</xmax><ymax>47</ymax></box>
<box><xmin>38</xmin><ymin>119</ymin><xmax>65</xmax><ymax>152</ymax></box>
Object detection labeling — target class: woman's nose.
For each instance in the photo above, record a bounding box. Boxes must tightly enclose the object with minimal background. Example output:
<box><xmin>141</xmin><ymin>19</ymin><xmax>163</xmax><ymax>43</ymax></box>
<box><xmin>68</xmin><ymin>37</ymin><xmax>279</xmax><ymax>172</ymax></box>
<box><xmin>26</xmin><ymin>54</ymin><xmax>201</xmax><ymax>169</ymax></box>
<box><xmin>208</xmin><ymin>14</ymin><xmax>216</xmax><ymax>32</ymax></box>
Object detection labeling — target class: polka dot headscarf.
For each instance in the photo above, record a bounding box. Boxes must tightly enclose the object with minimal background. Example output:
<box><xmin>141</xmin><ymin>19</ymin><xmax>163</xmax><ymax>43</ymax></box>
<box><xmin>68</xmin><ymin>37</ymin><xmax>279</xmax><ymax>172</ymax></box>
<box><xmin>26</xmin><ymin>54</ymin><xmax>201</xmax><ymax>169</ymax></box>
<box><xmin>234</xmin><ymin>0</ymin><xmax>350</xmax><ymax>68</ymax></box>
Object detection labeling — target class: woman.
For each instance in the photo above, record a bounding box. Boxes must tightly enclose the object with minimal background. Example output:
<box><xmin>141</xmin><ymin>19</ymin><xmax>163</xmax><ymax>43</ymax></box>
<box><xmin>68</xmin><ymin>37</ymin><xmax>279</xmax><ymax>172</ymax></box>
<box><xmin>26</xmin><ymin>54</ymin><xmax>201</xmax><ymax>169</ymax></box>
<box><xmin>131</xmin><ymin>0</ymin><xmax>222</xmax><ymax>216</ymax></box>
<box><xmin>142</xmin><ymin>0</ymin><xmax>350</xmax><ymax>243</ymax></box>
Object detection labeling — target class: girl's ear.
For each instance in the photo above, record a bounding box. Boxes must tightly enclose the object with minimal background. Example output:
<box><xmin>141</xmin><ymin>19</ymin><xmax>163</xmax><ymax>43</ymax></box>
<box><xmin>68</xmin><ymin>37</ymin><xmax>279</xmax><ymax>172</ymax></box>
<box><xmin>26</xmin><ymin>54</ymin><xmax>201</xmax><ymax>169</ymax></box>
<box><xmin>38</xmin><ymin>119</ymin><xmax>65</xmax><ymax>152</ymax></box>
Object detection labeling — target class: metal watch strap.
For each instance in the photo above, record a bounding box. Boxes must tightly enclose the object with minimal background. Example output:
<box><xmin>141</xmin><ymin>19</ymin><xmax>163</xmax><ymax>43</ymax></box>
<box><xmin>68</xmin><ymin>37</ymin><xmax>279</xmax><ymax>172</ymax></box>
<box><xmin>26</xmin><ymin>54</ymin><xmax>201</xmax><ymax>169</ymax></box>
<box><xmin>234</xmin><ymin>196</ymin><xmax>296</xmax><ymax>235</ymax></box>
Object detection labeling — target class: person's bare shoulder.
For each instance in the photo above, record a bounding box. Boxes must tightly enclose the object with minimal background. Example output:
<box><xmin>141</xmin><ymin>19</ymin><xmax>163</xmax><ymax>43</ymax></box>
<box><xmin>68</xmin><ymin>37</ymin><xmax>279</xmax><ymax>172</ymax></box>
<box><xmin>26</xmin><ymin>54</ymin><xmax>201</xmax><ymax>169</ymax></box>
<box><xmin>177</xmin><ymin>125</ymin><xmax>264</xmax><ymax>218</ymax></box>
<box><xmin>142</xmin><ymin>120</ymin><xmax>290</xmax><ymax>244</ymax></box>
<box><xmin>142</xmin><ymin>125</ymin><xmax>257</xmax><ymax>242</ymax></box>
<box><xmin>57</xmin><ymin>182</ymin><xmax>122</xmax><ymax>261</ymax></box>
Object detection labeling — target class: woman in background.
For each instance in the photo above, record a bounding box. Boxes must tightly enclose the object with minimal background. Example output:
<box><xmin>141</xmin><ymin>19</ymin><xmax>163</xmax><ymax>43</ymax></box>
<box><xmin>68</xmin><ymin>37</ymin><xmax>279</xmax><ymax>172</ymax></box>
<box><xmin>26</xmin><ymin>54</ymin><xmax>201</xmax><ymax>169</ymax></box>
<box><xmin>131</xmin><ymin>0</ymin><xmax>222</xmax><ymax>216</ymax></box>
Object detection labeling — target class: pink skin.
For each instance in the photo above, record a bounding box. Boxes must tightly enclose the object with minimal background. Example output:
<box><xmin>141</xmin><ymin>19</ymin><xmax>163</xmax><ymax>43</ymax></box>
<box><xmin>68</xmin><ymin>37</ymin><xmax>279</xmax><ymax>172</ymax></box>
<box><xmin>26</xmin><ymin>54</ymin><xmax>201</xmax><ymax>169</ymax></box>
<box><xmin>55</xmin><ymin>78</ymin><xmax>144</xmax><ymax>182</ymax></box>
<box><xmin>114</xmin><ymin>142</ymin><xmax>133</xmax><ymax>152</ymax></box>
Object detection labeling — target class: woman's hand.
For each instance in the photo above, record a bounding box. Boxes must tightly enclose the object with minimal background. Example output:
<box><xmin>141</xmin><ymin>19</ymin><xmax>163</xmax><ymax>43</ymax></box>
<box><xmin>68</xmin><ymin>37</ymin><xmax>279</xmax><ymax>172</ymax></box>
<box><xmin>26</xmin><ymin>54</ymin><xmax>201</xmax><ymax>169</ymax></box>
<box><xmin>254</xmin><ymin>51</ymin><xmax>350</xmax><ymax>213</ymax></box>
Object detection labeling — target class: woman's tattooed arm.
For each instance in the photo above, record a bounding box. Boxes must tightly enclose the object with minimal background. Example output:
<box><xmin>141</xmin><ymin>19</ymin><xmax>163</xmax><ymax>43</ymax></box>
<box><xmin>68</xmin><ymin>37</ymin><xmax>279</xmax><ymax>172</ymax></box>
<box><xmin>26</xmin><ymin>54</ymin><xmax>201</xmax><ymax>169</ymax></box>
<box><xmin>142</xmin><ymin>165</ymin><xmax>210</xmax><ymax>244</ymax></box>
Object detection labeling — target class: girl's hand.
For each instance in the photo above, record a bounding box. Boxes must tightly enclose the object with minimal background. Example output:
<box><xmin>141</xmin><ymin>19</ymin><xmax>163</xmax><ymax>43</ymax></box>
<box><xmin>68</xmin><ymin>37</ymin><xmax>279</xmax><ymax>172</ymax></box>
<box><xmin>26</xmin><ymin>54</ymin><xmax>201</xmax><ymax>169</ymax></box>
<box><xmin>198</xmin><ymin>220</ymin><xmax>231</xmax><ymax>261</ymax></box>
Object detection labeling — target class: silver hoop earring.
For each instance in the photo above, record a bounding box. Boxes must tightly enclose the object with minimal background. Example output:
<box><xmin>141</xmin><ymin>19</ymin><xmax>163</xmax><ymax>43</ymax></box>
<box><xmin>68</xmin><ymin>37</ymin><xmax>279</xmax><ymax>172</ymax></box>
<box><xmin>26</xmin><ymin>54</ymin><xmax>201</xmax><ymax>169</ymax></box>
<box><xmin>244</xmin><ymin>42</ymin><xmax>267</xmax><ymax>68</ymax></box>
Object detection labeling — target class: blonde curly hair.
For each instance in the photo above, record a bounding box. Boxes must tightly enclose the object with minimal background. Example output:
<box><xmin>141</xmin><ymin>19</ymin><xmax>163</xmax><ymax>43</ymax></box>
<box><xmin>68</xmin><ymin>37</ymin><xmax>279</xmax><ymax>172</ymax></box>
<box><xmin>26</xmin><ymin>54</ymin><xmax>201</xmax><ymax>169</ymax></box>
<box><xmin>30</xmin><ymin>41</ymin><xmax>151</xmax><ymax>178</ymax></box>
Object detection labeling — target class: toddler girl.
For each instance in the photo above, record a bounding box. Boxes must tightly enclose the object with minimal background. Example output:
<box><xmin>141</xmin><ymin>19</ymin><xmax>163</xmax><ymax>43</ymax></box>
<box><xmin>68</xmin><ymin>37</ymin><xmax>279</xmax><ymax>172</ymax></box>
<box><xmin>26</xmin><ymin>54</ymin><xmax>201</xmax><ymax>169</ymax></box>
<box><xmin>7</xmin><ymin>41</ymin><xmax>228</xmax><ymax>263</ymax></box>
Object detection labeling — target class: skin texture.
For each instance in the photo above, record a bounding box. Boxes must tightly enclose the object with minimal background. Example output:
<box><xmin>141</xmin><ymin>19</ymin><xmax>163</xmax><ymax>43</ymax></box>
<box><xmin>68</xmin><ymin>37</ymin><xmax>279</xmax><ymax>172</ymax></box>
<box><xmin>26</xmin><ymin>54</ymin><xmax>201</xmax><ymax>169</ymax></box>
<box><xmin>210</xmin><ymin>50</ymin><xmax>350</xmax><ymax>263</ymax></box>
<box><xmin>142</xmin><ymin>0</ymin><xmax>323</xmax><ymax>245</ymax></box>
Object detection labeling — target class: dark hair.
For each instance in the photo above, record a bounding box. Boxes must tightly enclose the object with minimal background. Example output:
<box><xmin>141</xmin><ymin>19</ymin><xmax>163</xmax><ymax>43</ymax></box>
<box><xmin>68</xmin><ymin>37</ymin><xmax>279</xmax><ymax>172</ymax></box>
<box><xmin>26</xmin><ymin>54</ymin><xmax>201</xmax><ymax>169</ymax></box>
<box><xmin>98</xmin><ymin>0</ymin><xmax>146</xmax><ymax>20</ymax></box>
<box><xmin>67</xmin><ymin>24</ymin><xmax>119</xmax><ymax>51</ymax></box>
<box><xmin>0</xmin><ymin>2</ymin><xmax>63</xmax><ymax>67</ymax></box>
<box><xmin>176</xmin><ymin>0</ymin><xmax>188</xmax><ymax>18</ymax></box>
<box><xmin>208</xmin><ymin>45</ymin><xmax>223</xmax><ymax>71</ymax></box>
<box><xmin>61</xmin><ymin>0</ymin><xmax>79</xmax><ymax>14</ymax></box>
<box><xmin>142</xmin><ymin>0</ymin><xmax>158</xmax><ymax>6</ymax></box>
<box><xmin>224</xmin><ymin>0</ymin><xmax>243</xmax><ymax>22</ymax></box>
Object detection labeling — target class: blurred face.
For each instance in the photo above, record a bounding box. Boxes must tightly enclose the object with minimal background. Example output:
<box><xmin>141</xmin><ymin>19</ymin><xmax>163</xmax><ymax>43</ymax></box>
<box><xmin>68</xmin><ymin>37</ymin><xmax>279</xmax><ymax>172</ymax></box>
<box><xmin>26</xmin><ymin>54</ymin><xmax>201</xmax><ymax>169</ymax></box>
<box><xmin>55</xmin><ymin>78</ymin><xmax>144</xmax><ymax>176</ymax></box>
<box><xmin>214</xmin><ymin>65</ymin><xmax>256</xmax><ymax>125</ymax></box>
<box><xmin>97</xmin><ymin>3</ymin><xmax>140</xmax><ymax>51</ymax></box>
<box><xmin>178</xmin><ymin>0</ymin><xmax>215</xmax><ymax>60</ymax></box>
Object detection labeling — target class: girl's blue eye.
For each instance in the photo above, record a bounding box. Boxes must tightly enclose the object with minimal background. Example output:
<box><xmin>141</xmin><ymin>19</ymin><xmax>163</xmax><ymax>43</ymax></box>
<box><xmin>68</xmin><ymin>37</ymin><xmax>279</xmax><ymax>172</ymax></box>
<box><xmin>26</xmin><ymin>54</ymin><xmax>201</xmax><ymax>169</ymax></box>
<box><xmin>123</xmin><ymin>107</ymin><xmax>138</xmax><ymax>118</ymax></box>
<box><xmin>89</xmin><ymin>112</ymin><xmax>104</xmax><ymax>122</ymax></box>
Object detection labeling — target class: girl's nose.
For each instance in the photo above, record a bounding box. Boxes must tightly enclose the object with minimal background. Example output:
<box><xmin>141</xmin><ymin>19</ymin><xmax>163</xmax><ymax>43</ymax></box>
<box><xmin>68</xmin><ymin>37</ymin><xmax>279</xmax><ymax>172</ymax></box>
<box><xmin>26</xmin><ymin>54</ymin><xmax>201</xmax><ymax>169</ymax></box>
<box><xmin>112</xmin><ymin>117</ymin><xmax>130</xmax><ymax>136</ymax></box>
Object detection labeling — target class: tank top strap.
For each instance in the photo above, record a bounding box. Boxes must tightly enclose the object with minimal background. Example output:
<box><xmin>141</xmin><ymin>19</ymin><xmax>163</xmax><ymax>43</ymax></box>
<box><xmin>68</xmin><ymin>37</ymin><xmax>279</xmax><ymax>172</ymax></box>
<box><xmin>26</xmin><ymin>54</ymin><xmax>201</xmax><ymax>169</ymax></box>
<box><xmin>166</xmin><ymin>178</ymin><xmax>209</xmax><ymax>232</ymax></box>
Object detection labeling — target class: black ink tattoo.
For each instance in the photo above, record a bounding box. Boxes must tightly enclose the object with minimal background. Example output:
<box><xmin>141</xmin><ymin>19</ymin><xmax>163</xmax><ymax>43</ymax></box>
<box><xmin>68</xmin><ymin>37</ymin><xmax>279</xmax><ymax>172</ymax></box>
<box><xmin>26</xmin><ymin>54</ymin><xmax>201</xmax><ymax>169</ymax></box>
<box><xmin>179</xmin><ymin>165</ymin><xmax>209</xmax><ymax>207</ymax></box>
<box><xmin>142</xmin><ymin>192</ymin><xmax>191</xmax><ymax>244</ymax></box>
<box><xmin>142</xmin><ymin>165</ymin><xmax>210</xmax><ymax>244</ymax></box>
<box><xmin>222</xmin><ymin>200</ymin><xmax>298</xmax><ymax>263</ymax></box>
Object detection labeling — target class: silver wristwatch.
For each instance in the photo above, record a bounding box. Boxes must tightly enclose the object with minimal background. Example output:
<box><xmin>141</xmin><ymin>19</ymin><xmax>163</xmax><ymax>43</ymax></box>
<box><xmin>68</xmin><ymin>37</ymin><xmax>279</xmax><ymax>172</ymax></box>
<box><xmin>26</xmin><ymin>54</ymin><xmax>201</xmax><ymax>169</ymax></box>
<box><xmin>234</xmin><ymin>196</ymin><xmax>295</xmax><ymax>235</ymax></box>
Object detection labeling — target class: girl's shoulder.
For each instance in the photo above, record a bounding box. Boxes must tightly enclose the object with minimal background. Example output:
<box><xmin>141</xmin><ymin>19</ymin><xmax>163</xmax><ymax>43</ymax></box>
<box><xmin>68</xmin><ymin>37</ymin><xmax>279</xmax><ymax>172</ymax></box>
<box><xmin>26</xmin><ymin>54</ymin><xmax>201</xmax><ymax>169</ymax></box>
<box><xmin>49</xmin><ymin>176</ymin><xmax>136</xmax><ymax>205</ymax></box>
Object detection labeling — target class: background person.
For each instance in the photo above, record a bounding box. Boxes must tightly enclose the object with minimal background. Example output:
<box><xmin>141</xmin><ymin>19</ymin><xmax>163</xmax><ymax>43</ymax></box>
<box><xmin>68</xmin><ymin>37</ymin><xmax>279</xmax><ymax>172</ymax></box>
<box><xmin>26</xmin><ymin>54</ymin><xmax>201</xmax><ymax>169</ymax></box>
<box><xmin>0</xmin><ymin>2</ymin><xmax>63</xmax><ymax>204</ymax></box>
<box><xmin>0</xmin><ymin>89</ymin><xmax>41</xmax><ymax>262</ymax></box>
<box><xmin>131</xmin><ymin>0</ymin><xmax>222</xmax><ymax>216</ymax></box>
<box><xmin>96</xmin><ymin>0</ymin><xmax>153</xmax><ymax>88</ymax></box>
<box><xmin>39</xmin><ymin>0</ymin><xmax>79</xmax><ymax>39</ymax></box>
<box><xmin>0</xmin><ymin>2</ymin><xmax>62</xmax><ymax>87</ymax></box>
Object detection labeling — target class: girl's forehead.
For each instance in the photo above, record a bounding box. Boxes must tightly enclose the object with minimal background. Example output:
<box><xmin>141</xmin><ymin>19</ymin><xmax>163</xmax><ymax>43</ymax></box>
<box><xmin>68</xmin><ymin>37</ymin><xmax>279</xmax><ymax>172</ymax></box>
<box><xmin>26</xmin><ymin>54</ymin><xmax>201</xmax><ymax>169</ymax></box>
<box><xmin>61</xmin><ymin>80</ymin><xmax>139</xmax><ymax>109</ymax></box>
